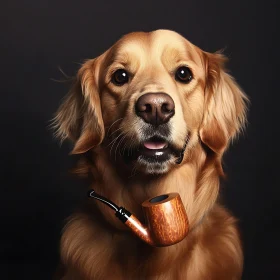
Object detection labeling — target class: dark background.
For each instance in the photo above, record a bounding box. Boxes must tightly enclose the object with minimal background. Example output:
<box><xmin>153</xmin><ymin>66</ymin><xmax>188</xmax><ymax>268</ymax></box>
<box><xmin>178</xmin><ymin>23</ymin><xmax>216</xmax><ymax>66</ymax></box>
<box><xmin>0</xmin><ymin>0</ymin><xmax>278</xmax><ymax>279</ymax></box>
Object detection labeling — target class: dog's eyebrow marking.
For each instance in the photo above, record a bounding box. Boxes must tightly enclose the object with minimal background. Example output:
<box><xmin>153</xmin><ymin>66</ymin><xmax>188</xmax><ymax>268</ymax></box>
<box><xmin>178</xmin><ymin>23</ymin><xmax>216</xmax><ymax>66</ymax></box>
<box><xmin>160</xmin><ymin>46</ymin><xmax>199</xmax><ymax>67</ymax></box>
<box><xmin>107</xmin><ymin>51</ymin><xmax>142</xmax><ymax>75</ymax></box>
<box><xmin>161</xmin><ymin>48</ymin><xmax>185</xmax><ymax>64</ymax></box>
<box><xmin>112</xmin><ymin>51</ymin><xmax>131</xmax><ymax>65</ymax></box>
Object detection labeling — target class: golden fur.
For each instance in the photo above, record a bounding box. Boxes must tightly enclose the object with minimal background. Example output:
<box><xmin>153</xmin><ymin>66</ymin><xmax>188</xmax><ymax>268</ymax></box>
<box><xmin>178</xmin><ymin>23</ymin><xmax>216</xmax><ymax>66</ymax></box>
<box><xmin>53</xmin><ymin>30</ymin><xmax>248</xmax><ymax>279</ymax></box>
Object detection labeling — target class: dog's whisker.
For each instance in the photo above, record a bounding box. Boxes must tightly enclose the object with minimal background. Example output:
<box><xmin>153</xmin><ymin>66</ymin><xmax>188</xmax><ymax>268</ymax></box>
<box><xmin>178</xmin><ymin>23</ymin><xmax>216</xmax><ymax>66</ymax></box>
<box><xmin>121</xmin><ymin>134</ymin><xmax>134</xmax><ymax>156</ymax></box>
<box><xmin>106</xmin><ymin>118</ymin><xmax>124</xmax><ymax>137</ymax></box>
<box><xmin>107</xmin><ymin>130</ymin><xmax>125</xmax><ymax>149</ymax></box>
<box><xmin>108</xmin><ymin>137</ymin><xmax>119</xmax><ymax>150</ymax></box>
<box><xmin>120</xmin><ymin>139</ymin><xmax>128</xmax><ymax>156</ymax></box>
<box><xmin>109</xmin><ymin>131</ymin><xmax>126</xmax><ymax>155</ymax></box>
<box><xmin>109</xmin><ymin>126</ymin><xmax>123</xmax><ymax>138</ymax></box>
<box><xmin>114</xmin><ymin>133</ymin><xmax>128</xmax><ymax>161</ymax></box>
<box><xmin>128</xmin><ymin>135</ymin><xmax>137</xmax><ymax>156</ymax></box>
<box><xmin>109</xmin><ymin>137</ymin><xmax>122</xmax><ymax>156</ymax></box>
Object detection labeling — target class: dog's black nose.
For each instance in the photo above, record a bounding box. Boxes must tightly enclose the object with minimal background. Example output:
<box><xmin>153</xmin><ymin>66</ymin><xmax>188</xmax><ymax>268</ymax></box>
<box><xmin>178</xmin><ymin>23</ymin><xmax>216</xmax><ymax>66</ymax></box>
<box><xmin>135</xmin><ymin>92</ymin><xmax>175</xmax><ymax>125</ymax></box>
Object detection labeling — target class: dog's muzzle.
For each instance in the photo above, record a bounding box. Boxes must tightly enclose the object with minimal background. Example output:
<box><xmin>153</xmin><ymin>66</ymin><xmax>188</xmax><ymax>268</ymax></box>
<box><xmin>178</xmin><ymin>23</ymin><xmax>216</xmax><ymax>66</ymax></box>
<box><xmin>123</xmin><ymin>92</ymin><xmax>187</xmax><ymax>165</ymax></box>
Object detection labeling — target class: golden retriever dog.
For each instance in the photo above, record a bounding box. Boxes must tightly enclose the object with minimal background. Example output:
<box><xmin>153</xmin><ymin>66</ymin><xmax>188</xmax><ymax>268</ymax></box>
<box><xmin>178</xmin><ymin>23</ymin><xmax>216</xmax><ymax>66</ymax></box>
<box><xmin>53</xmin><ymin>29</ymin><xmax>248</xmax><ymax>279</ymax></box>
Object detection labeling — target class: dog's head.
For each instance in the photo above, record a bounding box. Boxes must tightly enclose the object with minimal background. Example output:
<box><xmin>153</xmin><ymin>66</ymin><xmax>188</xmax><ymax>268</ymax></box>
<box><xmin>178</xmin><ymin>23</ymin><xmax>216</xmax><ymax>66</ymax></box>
<box><xmin>54</xmin><ymin>30</ymin><xmax>248</xmax><ymax>175</ymax></box>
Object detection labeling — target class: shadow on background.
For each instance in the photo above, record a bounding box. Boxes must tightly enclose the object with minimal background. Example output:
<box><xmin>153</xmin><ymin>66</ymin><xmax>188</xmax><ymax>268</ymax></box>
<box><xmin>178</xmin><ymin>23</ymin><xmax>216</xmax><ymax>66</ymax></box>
<box><xmin>0</xmin><ymin>112</ymin><xmax>87</xmax><ymax>279</ymax></box>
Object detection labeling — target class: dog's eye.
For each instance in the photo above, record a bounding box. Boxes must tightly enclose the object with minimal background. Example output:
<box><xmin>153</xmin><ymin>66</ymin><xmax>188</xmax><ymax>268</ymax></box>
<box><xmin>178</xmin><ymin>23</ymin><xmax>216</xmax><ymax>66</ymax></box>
<box><xmin>112</xmin><ymin>69</ymin><xmax>129</xmax><ymax>86</ymax></box>
<box><xmin>175</xmin><ymin>66</ymin><xmax>193</xmax><ymax>83</ymax></box>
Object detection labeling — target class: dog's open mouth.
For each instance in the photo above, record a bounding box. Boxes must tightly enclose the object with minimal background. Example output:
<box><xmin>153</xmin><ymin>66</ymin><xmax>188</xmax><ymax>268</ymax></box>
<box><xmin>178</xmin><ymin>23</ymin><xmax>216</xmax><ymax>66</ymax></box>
<box><xmin>124</xmin><ymin>136</ymin><xmax>180</xmax><ymax>163</ymax></box>
<box><xmin>140</xmin><ymin>136</ymin><xmax>170</xmax><ymax>161</ymax></box>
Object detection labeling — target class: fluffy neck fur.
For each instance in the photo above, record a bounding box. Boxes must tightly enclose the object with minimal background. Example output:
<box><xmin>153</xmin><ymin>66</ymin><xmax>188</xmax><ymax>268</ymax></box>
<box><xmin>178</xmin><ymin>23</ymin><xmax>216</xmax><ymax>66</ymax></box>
<box><xmin>60</xmin><ymin>144</ymin><xmax>242</xmax><ymax>280</ymax></box>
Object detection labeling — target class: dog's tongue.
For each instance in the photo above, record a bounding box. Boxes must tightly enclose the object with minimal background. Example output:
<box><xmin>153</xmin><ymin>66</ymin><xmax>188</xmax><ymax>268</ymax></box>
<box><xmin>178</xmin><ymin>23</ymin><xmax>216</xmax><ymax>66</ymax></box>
<box><xmin>143</xmin><ymin>141</ymin><xmax>167</xmax><ymax>150</ymax></box>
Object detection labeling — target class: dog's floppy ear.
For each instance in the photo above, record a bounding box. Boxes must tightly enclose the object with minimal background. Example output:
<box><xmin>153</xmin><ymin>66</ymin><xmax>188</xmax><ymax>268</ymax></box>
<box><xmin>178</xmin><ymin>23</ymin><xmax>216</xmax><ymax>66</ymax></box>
<box><xmin>199</xmin><ymin>52</ymin><xmax>249</xmax><ymax>155</ymax></box>
<box><xmin>53</xmin><ymin>58</ymin><xmax>105</xmax><ymax>154</ymax></box>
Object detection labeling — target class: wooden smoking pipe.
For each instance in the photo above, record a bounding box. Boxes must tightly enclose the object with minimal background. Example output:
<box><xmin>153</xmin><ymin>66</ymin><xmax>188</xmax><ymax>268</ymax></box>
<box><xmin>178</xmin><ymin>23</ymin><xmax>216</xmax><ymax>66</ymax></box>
<box><xmin>88</xmin><ymin>190</ymin><xmax>189</xmax><ymax>247</ymax></box>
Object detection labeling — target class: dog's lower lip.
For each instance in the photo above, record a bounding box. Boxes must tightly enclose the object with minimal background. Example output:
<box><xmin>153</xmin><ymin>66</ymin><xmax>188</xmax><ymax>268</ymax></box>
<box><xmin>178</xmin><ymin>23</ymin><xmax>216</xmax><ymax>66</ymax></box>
<box><xmin>139</xmin><ymin>146</ymin><xmax>172</xmax><ymax>161</ymax></box>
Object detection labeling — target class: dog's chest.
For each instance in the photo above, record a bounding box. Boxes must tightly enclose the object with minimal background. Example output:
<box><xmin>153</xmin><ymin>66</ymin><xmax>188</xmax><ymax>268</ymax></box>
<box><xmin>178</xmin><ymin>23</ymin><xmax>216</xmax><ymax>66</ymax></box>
<box><xmin>65</xmin><ymin>221</ymin><xmax>189</xmax><ymax>280</ymax></box>
<box><xmin>99</xmin><ymin>233</ymin><xmax>184</xmax><ymax>280</ymax></box>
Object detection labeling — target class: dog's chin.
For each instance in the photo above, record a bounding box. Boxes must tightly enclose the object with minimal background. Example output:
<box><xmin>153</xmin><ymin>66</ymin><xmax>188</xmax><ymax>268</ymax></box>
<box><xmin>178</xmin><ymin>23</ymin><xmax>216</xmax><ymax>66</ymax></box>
<box><xmin>123</xmin><ymin>136</ymin><xmax>182</xmax><ymax>175</ymax></box>
<box><xmin>137</xmin><ymin>154</ymin><xmax>175</xmax><ymax>174</ymax></box>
